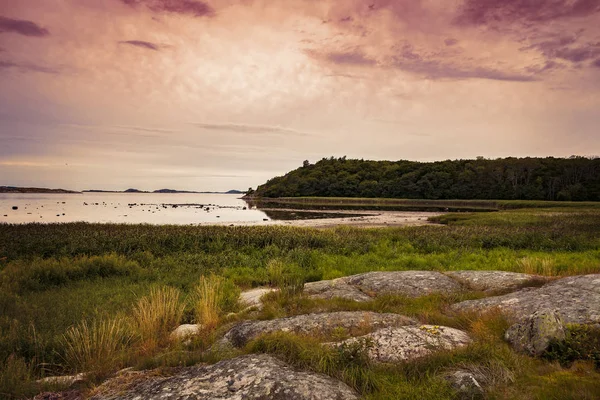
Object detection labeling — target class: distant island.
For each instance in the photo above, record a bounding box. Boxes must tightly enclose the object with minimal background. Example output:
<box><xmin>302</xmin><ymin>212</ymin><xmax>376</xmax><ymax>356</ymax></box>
<box><xmin>83</xmin><ymin>189</ymin><xmax>245</xmax><ymax>194</ymax></box>
<box><xmin>0</xmin><ymin>186</ymin><xmax>80</xmax><ymax>194</ymax></box>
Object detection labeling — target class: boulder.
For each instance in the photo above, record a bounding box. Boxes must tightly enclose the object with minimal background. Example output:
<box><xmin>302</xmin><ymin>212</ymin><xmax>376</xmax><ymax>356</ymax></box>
<box><xmin>451</xmin><ymin>274</ymin><xmax>600</xmax><ymax>325</ymax></box>
<box><xmin>304</xmin><ymin>278</ymin><xmax>372</xmax><ymax>302</ymax></box>
<box><xmin>504</xmin><ymin>309</ymin><xmax>566</xmax><ymax>356</ymax></box>
<box><xmin>221</xmin><ymin>311</ymin><xmax>416</xmax><ymax>347</ymax></box>
<box><xmin>239</xmin><ymin>287</ymin><xmax>277</xmax><ymax>309</ymax></box>
<box><xmin>305</xmin><ymin>271</ymin><xmax>464</xmax><ymax>302</ymax></box>
<box><xmin>170</xmin><ymin>324</ymin><xmax>202</xmax><ymax>342</ymax></box>
<box><xmin>445</xmin><ymin>271</ymin><xmax>546</xmax><ymax>292</ymax></box>
<box><xmin>444</xmin><ymin>370</ymin><xmax>485</xmax><ymax>399</ymax></box>
<box><xmin>37</xmin><ymin>373</ymin><xmax>86</xmax><ymax>387</ymax></box>
<box><xmin>90</xmin><ymin>354</ymin><xmax>359</xmax><ymax>400</ymax></box>
<box><xmin>332</xmin><ymin>325</ymin><xmax>471</xmax><ymax>363</ymax></box>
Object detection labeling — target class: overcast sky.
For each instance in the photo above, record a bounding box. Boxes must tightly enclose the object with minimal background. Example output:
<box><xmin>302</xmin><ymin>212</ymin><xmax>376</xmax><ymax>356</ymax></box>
<box><xmin>1</xmin><ymin>0</ymin><xmax>599</xmax><ymax>191</ymax></box>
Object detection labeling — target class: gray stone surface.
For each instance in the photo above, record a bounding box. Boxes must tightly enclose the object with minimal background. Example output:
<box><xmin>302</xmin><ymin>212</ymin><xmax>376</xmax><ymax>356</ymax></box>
<box><xmin>170</xmin><ymin>324</ymin><xmax>202</xmax><ymax>342</ymax></box>
<box><xmin>305</xmin><ymin>271</ymin><xmax>464</xmax><ymax>302</ymax></box>
<box><xmin>347</xmin><ymin>271</ymin><xmax>464</xmax><ymax>298</ymax></box>
<box><xmin>445</xmin><ymin>271</ymin><xmax>546</xmax><ymax>292</ymax></box>
<box><xmin>239</xmin><ymin>287</ymin><xmax>277</xmax><ymax>309</ymax></box>
<box><xmin>445</xmin><ymin>370</ymin><xmax>485</xmax><ymax>399</ymax></box>
<box><xmin>451</xmin><ymin>274</ymin><xmax>600</xmax><ymax>324</ymax></box>
<box><xmin>222</xmin><ymin>311</ymin><xmax>416</xmax><ymax>347</ymax></box>
<box><xmin>91</xmin><ymin>354</ymin><xmax>359</xmax><ymax>400</ymax></box>
<box><xmin>504</xmin><ymin>309</ymin><xmax>566</xmax><ymax>356</ymax></box>
<box><xmin>333</xmin><ymin>325</ymin><xmax>471</xmax><ymax>363</ymax></box>
<box><xmin>303</xmin><ymin>278</ymin><xmax>372</xmax><ymax>302</ymax></box>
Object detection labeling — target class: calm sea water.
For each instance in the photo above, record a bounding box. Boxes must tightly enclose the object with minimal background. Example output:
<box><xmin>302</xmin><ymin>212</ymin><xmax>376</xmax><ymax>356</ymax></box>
<box><xmin>0</xmin><ymin>193</ymin><xmax>270</xmax><ymax>225</ymax></box>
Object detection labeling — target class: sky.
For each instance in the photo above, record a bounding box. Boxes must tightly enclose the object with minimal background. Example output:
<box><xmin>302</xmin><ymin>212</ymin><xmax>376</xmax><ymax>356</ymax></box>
<box><xmin>0</xmin><ymin>0</ymin><xmax>599</xmax><ymax>191</ymax></box>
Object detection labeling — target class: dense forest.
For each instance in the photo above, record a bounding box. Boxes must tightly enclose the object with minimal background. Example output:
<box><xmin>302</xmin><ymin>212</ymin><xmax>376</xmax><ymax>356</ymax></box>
<box><xmin>253</xmin><ymin>157</ymin><xmax>600</xmax><ymax>201</ymax></box>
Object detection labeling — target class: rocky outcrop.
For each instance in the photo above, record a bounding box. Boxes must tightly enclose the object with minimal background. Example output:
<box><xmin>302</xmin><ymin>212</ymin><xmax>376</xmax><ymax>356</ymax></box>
<box><xmin>239</xmin><ymin>287</ymin><xmax>277</xmax><ymax>309</ymax></box>
<box><xmin>91</xmin><ymin>354</ymin><xmax>359</xmax><ymax>400</ymax></box>
<box><xmin>332</xmin><ymin>325</ymin><xmax>471</xmax><ymax>363</ymax></box>
<box><xmin>445</xmin><ymin>271</ymin><xmax>546</xmax><ymax>292</ymax></box>
<box><xmin>444</xmin><ymin>370</ymin><xmax>485</xmax><ymax>399</ymax></box>
<box><xmin>504</xmin><ymin>309</ymin><xmax>566</xmax><ymax>356</ymax></box>
<box><xmin>305</xmin><ymin>271</ymin><xmax>463</xmax><ymax>302</ymax></box>
<box><xmin>451</xmin><ymin>274</ymin><xmax>600</xmax><ymax>324</ymax></box>
<box><xmin>304</xmin><ymin>278</ymin><xmax>373</xmax><ymax>302</ymax></box>
<box><xmin>221</xmin><ymin>311</ymin><xmax>416</xmax><ymax>347</ymax></box>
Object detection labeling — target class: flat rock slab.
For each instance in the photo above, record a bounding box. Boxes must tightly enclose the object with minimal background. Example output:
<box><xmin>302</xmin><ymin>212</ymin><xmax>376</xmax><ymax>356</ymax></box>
<box><xmin>334</xmin><ymin>325</ymin><xmax>471</xmax><ymax>363</ymax></box>
<box><xmin>91</xmin><ymin>354</ymin><xmax>359</xmax><ymax>400</ymax></box>
<box><xmin>222</xmin><ymin>311</ymin><xmax>416</xmax><ymax>347</ymax></box>
<box><xmin>239</xmin><ymin>287</ymin><xmax>277</xmax><ymax>309</ymax></box>
<box><xmin>305</xmin><ymin>271</ymin><xmax>464</xmax><ymax>302</ymax></box>
<box><xmin>445</xmin><ymin>271</ymin><xmax>546</xmax><ymax>292</ymax></box>
<box><xmin>451</xmin><ymin>274</ymin><xmax>600</xmax><ymax>324</ymax></box>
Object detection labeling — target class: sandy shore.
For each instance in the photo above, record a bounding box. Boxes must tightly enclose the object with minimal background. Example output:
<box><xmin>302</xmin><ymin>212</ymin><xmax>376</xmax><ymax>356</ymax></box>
<box><xmin>206</xmin><ymin>209</ymin><xmax>443</xmax><ymax>228</ymax></box>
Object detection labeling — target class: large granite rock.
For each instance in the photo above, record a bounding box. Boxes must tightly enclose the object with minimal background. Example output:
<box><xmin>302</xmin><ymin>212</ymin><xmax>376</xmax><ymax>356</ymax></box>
<box><xmin>304</xmin><ymin>278</ymin><xmax>372</xmax><ymax>302</ymax></box>
<box><xmin>91</xmin><ymin>354</ymin><xmax>359</xmax><ymax>400</ymax></box>
<box><xmin>445</xmin><ymin>271</ymin><xmax>546</xmax><ymax>292</ymax></box>
<box><xmin>222</xmin><ymin>311</ymin><xmax>416</xmax><ymax>347</ymax></box>
<box><xmin>239</xmin><ymin>287</ymin><xmax>277</xmax><ymax>309</ymax></box>
<box><xmin>451</xmin><ymin>274</ymin><xmax>600</xmax><ymax>324</ymax></box>
<box><xmin>333</xmin><ymin>325</ymin><xmax>471</xmax><ymax>363</ymax></box>
<box><xmin>305</xmin><ymin>271</ymin><xmax>464</xmax><ymax>302</ymax></box>
<box><xmin>504</xmin><ymin>309</ymin><xmax>566</xmax><ymax>356</ymax></box>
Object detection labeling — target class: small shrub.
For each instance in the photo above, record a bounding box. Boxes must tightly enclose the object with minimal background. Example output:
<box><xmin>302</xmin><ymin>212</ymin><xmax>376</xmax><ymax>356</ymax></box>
<box><xmin>61</xmin><ymin>316</ymin><xmax>133</xmax><ymax>373</ymax></box>
<box><xmin>133</xmin><ymin>287</ymin><xmax>184</xmax><ymax>351</ymax></box>
<box><xmin>192</xmin><ymin>275</ymin><xmax>240</xmax><ymax>330</ymax></box>
<box><xmin>544</xmin><ymin>324</ymin><xmax>600</xmax><ymax>368</ymax></box>
<box><xmin>0</xmin><ymin>354</ymin><xmax>36</xmax><ymax>398</ymax></box>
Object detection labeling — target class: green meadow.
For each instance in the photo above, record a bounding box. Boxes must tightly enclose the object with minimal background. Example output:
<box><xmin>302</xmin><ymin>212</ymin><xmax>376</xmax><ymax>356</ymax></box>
<box><xmin>1</xmin><ymin>205</ymin><xmax>600</xmax><ymax>398</ymax></box>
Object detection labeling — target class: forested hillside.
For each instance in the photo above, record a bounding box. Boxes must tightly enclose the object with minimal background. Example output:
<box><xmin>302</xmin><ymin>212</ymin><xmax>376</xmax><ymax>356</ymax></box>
<box><xmin>254</xmin><ymin>157</ymin><xmax>600</xmax><ymax>201</ymax></box>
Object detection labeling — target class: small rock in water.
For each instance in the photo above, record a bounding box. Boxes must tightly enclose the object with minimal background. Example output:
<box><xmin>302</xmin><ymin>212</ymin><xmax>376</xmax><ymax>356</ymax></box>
<box><xmin>12</xmin><ymin>206</ymin><xmax>18</xmax><ymax>210</ymax></box>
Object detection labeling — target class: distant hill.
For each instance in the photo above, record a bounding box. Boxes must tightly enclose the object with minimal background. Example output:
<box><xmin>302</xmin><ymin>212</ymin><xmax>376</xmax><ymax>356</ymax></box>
<box><xmin>0</xmin><ymin>186</ymin><xmax>80</xmax><ymax>194</ymax></box>
<box><xmin>254</xmin><ymin>156</ymin><xmax>600</xmax><ymax>201</ymax></box>
<box><xmin>225</xmin><ymin>190</ymin><xmax>244</xmax><ymax>194</ymax></box>
<box><xmin>82</xmin><ymin>188</ymin><xmax>246</xmax><ymax>194</ymax></box>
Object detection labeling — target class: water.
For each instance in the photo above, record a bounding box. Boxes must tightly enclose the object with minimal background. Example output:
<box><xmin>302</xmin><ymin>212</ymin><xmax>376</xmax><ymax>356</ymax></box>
<box><xmin>0</xmin><ymin>193</ymin><xmax>270</xmax><ymax>225</ymax></box>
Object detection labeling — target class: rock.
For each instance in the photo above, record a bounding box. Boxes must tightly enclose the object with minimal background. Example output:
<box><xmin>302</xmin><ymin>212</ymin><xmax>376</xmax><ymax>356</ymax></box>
<box><xmin>37</xmin><ymin>373</ymin><xmax>86</xmax><ymax>387</ymax></box>
<box><xmin>445</xmin><ymin>271</ymin><xmax>546</xmax><ymax>292</ymax></box>
<box><xmin>451</xmin><ymin>274</ymin><xmax>600</xmax><ymax>324</ymax></box>
<box><xmin>304</xmin><ymin>278</ymin><xmax>372</xmax><ymax>302</ymax></box>
<box><xmin>170</xmin><ymin>324</ymin><xmax>202</xmax><ymax>342</ymax></box>
<box><xmin>222</xmin><ymin>311</ymin><xmax>416</xmax><ymax>347</ymax></box>
<box><xmin>332</xmin><ymin>325</ymin><xmax>471</xmax><ymax>363</ymax></box>
<box><xmin>239</xmin><ymin>287</ymin><xmax>277</xmax><ymax>309</ymax></box>
<box><xmin>90</xmin><ymin>354</ymin><xmax>359</xmax><ymax>400</ymax></box>
<box><xmin>504</xmin><ymin>309</ymin><xmax>566</xmax><ymax>356</ymax></box>
<box><xmin>12</xmin><ymin>206</ymin><xmax>18</xmax><ymax>210</ymax></box>
<box><xmin>305</xmin><ymin>271</ymin><xmax>463</xmax><ymax>302</ymax></box>
<box><xmin>444</xmin><ymin>370</ymin><xmax>485</xmax><ymax>399</ymax></box>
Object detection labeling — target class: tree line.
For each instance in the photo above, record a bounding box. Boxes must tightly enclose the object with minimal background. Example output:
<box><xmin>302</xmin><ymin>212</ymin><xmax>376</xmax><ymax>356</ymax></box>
<box><xmin>253</xmin><ymin>156</ymin><xmax>600</xmax><ymax>201</ymax></box>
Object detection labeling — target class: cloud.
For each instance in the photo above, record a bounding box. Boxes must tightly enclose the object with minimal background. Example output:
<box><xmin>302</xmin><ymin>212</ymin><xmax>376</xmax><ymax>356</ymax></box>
<box><xmin>0</xmin><ymin>16</ymin><xmax>49</xmax><ymax>37</ymax></box>
<box><xmin>526</xmin><ymin>36</ymin><xmax>600</xmax><ymax>64</ymax></box>
<box><xmin>120</xmin><ymin>0</ymin><xmax>214</xmax><ymax>17</ymax></box>
<box><xmin>191</xmin><ymin>123</ymin><xmax>309</xmax><ymax>136</ymax></box>
<box><xmin>0</xmin><ymin>60</ymin><xmax>58</xmax><ymax>74</ymax></box>
<box><xmin>119</xmin><ymin>40</ymin><xmax>161</xmax><ymax>51</ymax></box>
<box><xmin>444</xmin><ymin>38</ymin><xmax>459</xmax><ymax>47</ymax></box>
<box><xmin>593</xmin><ymin>59</ymin><xmax>600</xmax><ymax>68</ymax></box>
<box><xmin>312</xmin><ymin>47</ymin><xmax>536</xmax><ymax>82</ymax></box>
<box><xmin>455</xmin><ymin>0</ymin><xmax>600</xmax><ymax>26</ymax></box>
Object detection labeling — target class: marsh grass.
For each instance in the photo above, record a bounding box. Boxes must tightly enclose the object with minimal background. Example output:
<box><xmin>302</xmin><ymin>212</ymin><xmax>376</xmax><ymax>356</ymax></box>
<box><xmin>192</xmin><ymin>274</ymin><xmax>241</xmax><ymax>331</ymax></box>
<box><xmin>61</xmin><ymin>316</ymin><xmax>133</xmax><ymax>374</ymax></box>
<box><xmin>133</xmin><ymin>287</ymin><xmax>184</xmax><ymax>352</ymax></box>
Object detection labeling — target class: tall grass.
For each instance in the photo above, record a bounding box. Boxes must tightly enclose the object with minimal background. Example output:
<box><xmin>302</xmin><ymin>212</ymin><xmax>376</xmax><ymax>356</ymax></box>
<box><xmin>132</xmin><ymin>287</ymin><xmax>184</xmax><ymax>352</ymax></box>
<box><xmin>61</xmin><ymin>317</ymin><xmax>133</xmax><ymax>373</ymax></box>
<box><xmin>192</xmin><ymin>275</ymin><xmax>240</xmax><ymax>330</ymax></box>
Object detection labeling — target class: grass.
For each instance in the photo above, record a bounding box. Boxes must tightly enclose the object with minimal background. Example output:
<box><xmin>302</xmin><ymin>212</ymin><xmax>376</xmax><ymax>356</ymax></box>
<box><xmin>0</xmin><ymin>205</ymin><xmax>600</xmax><ymax>398</ymax></box>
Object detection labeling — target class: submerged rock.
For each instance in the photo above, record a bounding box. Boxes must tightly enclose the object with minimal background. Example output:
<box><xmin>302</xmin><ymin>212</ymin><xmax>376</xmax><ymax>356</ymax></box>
<box><xmin>90</xmin><ymin>354</ymin><xmax>360</xmax><ymax>400</ymax></box>
<box><xmin>504</xmin><ymin>309</ymin><xmax>566</xmax><ymax>356</ymax></box>
<box><xmin>221</xmin><ymin>311</ymin><xmax>416</xmax><ymax>347</ymax></box>
<box><xmin>332</xmin><ymin>325</ymin><xmax>471</xmax><ymax>363</ymax></box>
<box><xmin>451</xmin><ymin>274</ymin><xmax>600</xmax><ymax>324</ymax></box>
<box><xmin>445</xmin><ymin>270</ymin><xmax>546</xmax><ymax>292</ymax></box>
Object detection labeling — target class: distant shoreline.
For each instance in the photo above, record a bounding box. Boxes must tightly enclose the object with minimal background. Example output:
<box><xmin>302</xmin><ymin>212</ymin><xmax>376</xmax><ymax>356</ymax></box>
<box><xmin>1</xmin><ymin>187</ymin><xmax>243</xmax><ymax>195</ymax></box>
